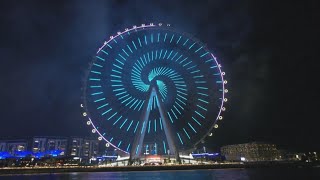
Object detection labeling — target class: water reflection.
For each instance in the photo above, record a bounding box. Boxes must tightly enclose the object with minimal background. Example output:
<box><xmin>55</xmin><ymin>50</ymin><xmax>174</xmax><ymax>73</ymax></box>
<box><xmin>0</xmin><ymin>169</ymin><xmax>249</xmax><ymax>180</ymax></box>
<box><xmin>1</xmin><ymin>168</ymin><xmax>320</xmax><ymax>180</ymax></box>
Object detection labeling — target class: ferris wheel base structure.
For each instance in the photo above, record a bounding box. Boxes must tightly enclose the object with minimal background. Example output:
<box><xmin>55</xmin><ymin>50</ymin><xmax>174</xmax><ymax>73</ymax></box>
<box><xmin>129</xmin><ymin>84</ymin><xmax>181</xmax><ymax>164</ymax></box>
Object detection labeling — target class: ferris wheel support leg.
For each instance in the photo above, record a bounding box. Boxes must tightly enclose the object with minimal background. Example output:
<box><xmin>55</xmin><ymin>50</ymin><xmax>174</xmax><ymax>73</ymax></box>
<box><xmin>154</xmin><ymin>88</ymin><xmax>181</xmax><ymax>164</ymax></box>
<box><xmin>129</xmin><ymin>87</ymin><xmax>155</xmax><ymax>164</ymax></box>
<box><xmin>129</xmin><ymin>86</ymin><xmax>181</xmax><ymax>164</ymax></box>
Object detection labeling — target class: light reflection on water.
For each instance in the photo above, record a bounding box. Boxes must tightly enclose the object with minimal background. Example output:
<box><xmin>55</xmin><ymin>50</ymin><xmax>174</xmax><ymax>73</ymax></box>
<box><xmin>1</xmin><ymin>168</ymin><xmax>320</xmax><ymax>180</ymax></box>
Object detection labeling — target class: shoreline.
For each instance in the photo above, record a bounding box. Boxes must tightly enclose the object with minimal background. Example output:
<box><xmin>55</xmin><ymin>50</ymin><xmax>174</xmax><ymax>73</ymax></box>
<box><xmin>0</xmin><ymin>162</ymin><xmax>318</xmax><ymax>175</ymax></box>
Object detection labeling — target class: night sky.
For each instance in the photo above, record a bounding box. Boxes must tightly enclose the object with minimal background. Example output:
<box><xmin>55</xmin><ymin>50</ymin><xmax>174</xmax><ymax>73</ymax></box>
<box><xmin>0</xmin><ymin>0</ymin><xmax>317</xmax><ymax>152</ymax></box>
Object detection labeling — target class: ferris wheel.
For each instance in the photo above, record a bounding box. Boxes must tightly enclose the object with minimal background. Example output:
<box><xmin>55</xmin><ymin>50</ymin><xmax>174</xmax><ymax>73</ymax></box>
<box><xmin>82</xmin><ymin>23</ymin><xmax>228</xmax><ymax>158</ymax></box>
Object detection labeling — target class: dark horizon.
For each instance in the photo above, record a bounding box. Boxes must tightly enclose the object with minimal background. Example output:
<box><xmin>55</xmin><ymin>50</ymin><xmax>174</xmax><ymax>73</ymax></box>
<box><xmin>0</xmin><ymin>0</ymin><xmax>317</xmax><ymax>153</ymax></box>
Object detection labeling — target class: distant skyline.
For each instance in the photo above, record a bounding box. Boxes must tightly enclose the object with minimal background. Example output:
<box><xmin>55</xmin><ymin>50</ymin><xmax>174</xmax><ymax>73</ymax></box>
<box><xmin>0</xmin><ymin>0</ymin><xmax>317</xmax><ymax>152</ymax></box>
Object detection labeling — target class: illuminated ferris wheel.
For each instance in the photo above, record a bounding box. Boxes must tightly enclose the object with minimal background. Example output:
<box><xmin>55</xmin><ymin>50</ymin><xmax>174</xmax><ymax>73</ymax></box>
<box><xmin>82</xmin><ymin>23</ymin><xmax>228</xmax><ymax>159</ymax></box>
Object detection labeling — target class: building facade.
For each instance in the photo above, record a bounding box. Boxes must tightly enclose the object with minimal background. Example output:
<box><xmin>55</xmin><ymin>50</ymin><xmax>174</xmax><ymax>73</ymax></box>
<box><xmin>1</xmin><ymin>139</ymin><xmax>29</xmax><ymax>155</ymax></box>
<box><xmin>69</xmin><ymin>137</ymin><xmax>99</xmax><ymax>158</ymax></box>
<box><xmin>46</xmin><ymin>138</ymin><xmax>68</xmax><ymax>155</ymax></box>
<box><xmin>0</xmin><ymin>142</ymin><xmax>6</xmax><ymax>152</ymax></box>
<box><xmin>82</xmin><ymin>139</ymin><xmax>99</xmax><ymax>158</ymax></box>
<box><xmin>32</xmin><ymin>137</ymin><xmax>47</xmax><ymax>153</ymax></box>
<box><xmin>0</xmin><ymin>136</ymin><xmax>99</xmax><ymax>159</ymax></box>
<box><xmin>221</xmin><ymin>142</ymin><xmax>281</xmax><ymax>162</ymax></box>
<box><xmin>69</xmin><ymin>137</ymin><xmax>83</xmax><ymax>156</ymax></box>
